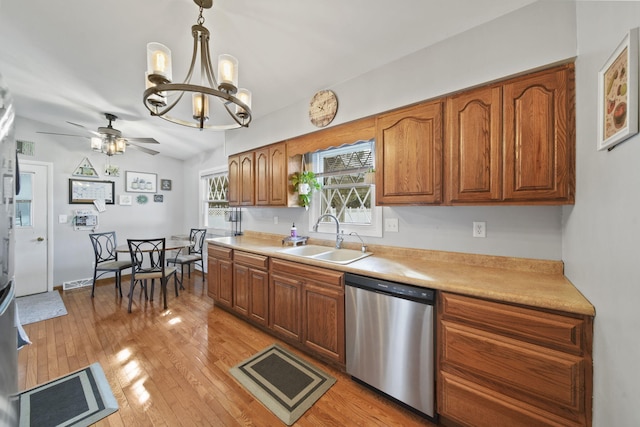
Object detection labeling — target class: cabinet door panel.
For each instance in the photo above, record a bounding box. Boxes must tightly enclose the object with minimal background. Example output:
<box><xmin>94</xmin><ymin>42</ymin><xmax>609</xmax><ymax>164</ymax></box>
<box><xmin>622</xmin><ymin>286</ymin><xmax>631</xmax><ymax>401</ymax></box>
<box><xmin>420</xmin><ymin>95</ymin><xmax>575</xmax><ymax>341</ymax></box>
<box><xmin>269</xmin><ymin>273</ymin><xmax>301</xmax><ymax>341</ymax></box>
<box><xmin>240</xmin><ymin>153</ymin><xmax>255</xmax><ymax>205</ymax></box>
<box><xmin>376</xmin><ymin>101</ymin><xmax>443</xmax><ymax>204</ymax></box>
<box><xmin>303</xmin><ymin>282</ymin><xmax>345</xmax><ymax>363</ymax></box>
<box><xmin>503</xmin><ymin>66</ymin><xmax>574</xmax><ymax>202</ymax></box>
<box><xmin>268</xmin><ymin>144</ymin><xmax>287</xmax><ymax>206</ymax></box>
<box><xmin>207</xmin><ymin>257</ymin><xmax>218</xmax><ymax>300</ymax></box>
<box><xmin>249</xmin><ymin>269</ymin><xmax>269</xmax><ymax>326</ymax></box>
<box><xmin>447</xmin><ymin>86</ymin><xmax>502</xmax><ymax>203</ymax></box>
<box><xmin>217</xmin><ymin>260</ymin><xmax>233</xmax><ymax>308</ymax></box>
<box><xmin>255</xmin><ymin>148</ymin><xmax>269</xmax><ymax>205</ymax></box>
<box><xmin>233</xmin><ymin>264</ymin><xmax>249</xmax><ymax>316</ymax></box>
<box><xmin>227</xmin><ymin>155</ymin><xmax>240</xmax><ymax>206</ymax></box>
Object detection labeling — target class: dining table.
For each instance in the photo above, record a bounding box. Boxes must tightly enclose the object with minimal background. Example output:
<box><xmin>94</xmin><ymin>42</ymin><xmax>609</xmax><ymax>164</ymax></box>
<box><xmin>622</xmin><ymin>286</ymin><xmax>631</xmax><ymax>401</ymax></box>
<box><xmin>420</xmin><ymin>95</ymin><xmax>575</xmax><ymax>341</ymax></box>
<box><xmin>116</xmin><ymin>237</ymin><xmax>195</xmax><ymax>289</ymax></box>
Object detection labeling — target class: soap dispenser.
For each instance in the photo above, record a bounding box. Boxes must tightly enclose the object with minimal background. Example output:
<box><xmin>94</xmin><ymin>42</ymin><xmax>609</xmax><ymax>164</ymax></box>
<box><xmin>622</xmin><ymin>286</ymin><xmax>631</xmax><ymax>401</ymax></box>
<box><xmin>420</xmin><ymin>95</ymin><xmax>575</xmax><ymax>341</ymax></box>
<box><xmin>290</xmin><ymin>223</ymin><xmax>297</xmax><ymax>237</ymax></box>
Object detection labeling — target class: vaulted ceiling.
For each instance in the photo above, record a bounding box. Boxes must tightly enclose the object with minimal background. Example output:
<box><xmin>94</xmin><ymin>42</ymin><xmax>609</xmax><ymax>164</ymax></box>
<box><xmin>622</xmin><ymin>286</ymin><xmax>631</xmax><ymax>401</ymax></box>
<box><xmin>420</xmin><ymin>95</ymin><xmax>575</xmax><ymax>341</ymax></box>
<box><xmin>0</xmin><ymin>0</ymin><xmax>537</xmax><ymax>159</ymax></box>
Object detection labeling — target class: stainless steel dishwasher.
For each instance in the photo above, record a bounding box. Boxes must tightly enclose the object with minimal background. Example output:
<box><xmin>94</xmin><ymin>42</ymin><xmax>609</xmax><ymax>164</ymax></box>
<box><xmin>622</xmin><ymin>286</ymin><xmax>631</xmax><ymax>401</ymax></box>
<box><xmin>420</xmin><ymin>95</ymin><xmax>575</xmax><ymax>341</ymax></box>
<box><xmin>345</xmin><ymin>273</ymin><xmax>436</xmax><ymax>419</ymax></box>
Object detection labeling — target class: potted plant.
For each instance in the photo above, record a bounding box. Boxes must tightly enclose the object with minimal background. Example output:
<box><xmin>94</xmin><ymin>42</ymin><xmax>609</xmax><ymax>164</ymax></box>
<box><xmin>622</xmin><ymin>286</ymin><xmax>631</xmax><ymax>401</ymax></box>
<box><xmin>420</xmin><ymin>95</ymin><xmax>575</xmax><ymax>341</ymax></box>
<box><xmin>290</xmin><ymin>170</ymin><xmax>321</xmax><ymax>209</ymax></box>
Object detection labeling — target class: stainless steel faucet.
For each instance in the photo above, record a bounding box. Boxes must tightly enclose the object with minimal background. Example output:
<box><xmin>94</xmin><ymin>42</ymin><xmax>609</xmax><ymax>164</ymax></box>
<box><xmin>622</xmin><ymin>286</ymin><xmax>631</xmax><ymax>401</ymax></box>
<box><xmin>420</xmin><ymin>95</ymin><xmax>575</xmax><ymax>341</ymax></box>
<box><xmin>313</xmin><ymin>214</ymin><xmax>343</xmax><ymax>249</ymax></box>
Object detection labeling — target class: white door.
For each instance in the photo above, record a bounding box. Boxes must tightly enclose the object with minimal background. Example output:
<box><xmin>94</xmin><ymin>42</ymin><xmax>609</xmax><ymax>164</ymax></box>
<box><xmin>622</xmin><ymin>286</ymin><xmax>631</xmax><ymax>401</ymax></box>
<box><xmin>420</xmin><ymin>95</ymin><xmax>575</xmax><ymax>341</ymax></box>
<box><xmin>15</xmin><ymin>161</ymin><xmax>51</xmax><ymax>296</ymax></box>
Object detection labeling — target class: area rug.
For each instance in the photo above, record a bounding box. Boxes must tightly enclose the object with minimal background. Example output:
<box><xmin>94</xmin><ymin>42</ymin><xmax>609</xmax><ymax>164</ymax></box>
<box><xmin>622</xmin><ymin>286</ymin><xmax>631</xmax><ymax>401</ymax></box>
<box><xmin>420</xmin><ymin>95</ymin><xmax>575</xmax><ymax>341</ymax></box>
<box><xmin>230</xmin><ymin>344</ymin><xmax>336</xmax><ymax>425</ymax></box>
<box><xmin>16</xmin><ymin>291</ymin><xmax>67</xmax><ymax>325</ymax></box>
<box><xmin>18</xmin><ymin>363</ymin><xmax>118</xmax><ymax>427</ymax></box>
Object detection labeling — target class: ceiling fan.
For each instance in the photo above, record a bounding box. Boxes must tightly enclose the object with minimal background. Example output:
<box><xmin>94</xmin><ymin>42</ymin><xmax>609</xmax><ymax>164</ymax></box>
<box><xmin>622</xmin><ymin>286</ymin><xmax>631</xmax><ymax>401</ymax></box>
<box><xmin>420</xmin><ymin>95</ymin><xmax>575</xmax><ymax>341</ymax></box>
<box><xmin>37</xmin><ymin>113</ymin><xmax>160</xmax><ymax>155</ymax></box>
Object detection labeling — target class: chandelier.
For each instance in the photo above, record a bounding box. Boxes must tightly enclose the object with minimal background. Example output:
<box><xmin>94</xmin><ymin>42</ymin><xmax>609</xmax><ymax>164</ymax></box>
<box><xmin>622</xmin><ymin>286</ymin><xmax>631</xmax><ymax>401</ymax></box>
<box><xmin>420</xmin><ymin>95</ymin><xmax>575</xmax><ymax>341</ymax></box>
<box><xmin>90</xmin><ymin>114</ymin><xmax>126</xmax><ymax>156</ymax></box>
<box><xmin>143</xmin><ymin>0</ymin><xmax>252</xmax><ymax>130</ymax></box>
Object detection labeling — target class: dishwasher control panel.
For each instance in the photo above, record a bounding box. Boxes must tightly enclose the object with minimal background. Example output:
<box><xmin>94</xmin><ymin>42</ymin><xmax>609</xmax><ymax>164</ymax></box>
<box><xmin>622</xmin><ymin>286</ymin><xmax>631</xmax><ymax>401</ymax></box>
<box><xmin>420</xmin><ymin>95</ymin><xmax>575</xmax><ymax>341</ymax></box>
<box><xmin>345</xmin><ymin>273</ymin><xmax>435</xmax><ymax>304</ymax></box>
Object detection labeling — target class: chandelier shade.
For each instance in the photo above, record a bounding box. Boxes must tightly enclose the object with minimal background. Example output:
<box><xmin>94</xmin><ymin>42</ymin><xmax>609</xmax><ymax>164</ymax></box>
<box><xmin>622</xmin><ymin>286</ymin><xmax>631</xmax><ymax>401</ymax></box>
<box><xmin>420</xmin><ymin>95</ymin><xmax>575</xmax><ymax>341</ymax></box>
<box><xmin>143</xmin><ymin>0</ymin><xmax>252</xmax><ymax>130</ymax></box>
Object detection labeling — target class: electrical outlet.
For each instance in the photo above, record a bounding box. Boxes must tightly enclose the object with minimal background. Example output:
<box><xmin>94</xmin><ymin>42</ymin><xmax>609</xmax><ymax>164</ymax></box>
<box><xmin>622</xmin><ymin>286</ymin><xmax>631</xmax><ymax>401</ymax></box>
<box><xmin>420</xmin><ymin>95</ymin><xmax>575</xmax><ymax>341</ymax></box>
<box><xmin>273</xmin><ymin>216</ymin><xmax>279</xmax><ymax>225</ymax></box>
<box><xmin>473</xmin><ymin>221</ymin><xmax>486</xmax><ymax>238</ymax></box>
<box><xmin>385</xmin><ymin>218</ymin><xmax>399</xmax><ymax>233</ymax></box>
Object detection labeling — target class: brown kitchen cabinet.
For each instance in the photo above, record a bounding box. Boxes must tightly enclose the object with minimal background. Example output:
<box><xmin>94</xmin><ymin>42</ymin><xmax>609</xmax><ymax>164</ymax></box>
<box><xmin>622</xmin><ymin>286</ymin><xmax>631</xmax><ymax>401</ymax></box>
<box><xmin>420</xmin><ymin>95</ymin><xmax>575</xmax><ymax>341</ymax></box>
<box><xmin>270</xmin><ymin>258</ymin><xmax>345</xmax><ymax>365</ymax></box>
<box><xmin>207</xmin><ymin>245</ymin><xmax>233</xmax><ymax>308</ymax></box>
<box><xmin>375</xmin><ymin>100</ymin><xmax>444</xmax><ymax>205</ymax></box>
<box><xmin>446</xmin><ymin>63</ymin><xmax>574</xmax><ymax>205</ymax></box>
<box><xmin>228</xmin><ymin>152</ymin><xmax>255</xmax><ymax>206</ymax></box>
<box><xmin>255</xmin><ymin>142</ymin><xmax>287</xmax><ymax>206</ymax></box>
<box><xmin>233</xmin><ymin>251</ymin><xmax>269</xmax><ymax>326</ymax></box>
<box><xmin>502</xmin><ymin>64</ymin><xmax>575</xmax><ymax>203</ymax></box>
<box><xmin>437</xmin><ymin>292</ymin><xmax>593</xmax><ymax>427</ymax></box>
<box><xmin>446</xmin><ymin>85</ymin><xmax>502</xmax><ymax>203</ymax></box>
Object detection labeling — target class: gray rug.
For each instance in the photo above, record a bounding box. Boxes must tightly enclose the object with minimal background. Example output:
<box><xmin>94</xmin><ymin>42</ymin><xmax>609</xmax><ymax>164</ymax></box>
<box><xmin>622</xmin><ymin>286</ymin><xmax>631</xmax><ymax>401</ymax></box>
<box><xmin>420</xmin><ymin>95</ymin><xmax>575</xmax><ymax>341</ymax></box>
<box><xmin>230</xmin><ymin>344</ymin><xmax>336</xmax><ymax>425</ymax></box>
<box><xmin>16</xmin><ymin>291</ymin><xmax>67</xmax><ymax>325</ymax></box>
<box><xmin>18</xmin><ymin>362</ymin><xmax>118</xmax><ymax>426</ymax></box>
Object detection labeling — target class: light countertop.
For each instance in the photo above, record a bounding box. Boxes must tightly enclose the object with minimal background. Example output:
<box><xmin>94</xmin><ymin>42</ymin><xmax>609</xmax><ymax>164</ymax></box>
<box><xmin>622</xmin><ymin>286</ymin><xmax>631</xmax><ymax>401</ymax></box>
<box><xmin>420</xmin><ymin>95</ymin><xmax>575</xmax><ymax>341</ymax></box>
<box><xmin>207</xmin><ymin>232</ymin><xmax>595</xmax><ymax>317</ymax></box>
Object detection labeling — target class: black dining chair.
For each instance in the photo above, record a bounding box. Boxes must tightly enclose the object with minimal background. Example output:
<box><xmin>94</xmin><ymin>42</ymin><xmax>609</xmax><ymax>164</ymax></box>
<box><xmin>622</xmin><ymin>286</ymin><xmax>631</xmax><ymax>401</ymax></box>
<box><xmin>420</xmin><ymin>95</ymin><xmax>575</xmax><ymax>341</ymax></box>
<box><xmin>127</xmin><ymin>238</ymin><xmax>178</xmax><ymax>313</ymax></box>
<box><xmin>166</xmin><ymin>228</ymin><xmax>207</xmax><ymax>287</ymax></box>
<box><xmin>89</xmin><ymin>231</ymin><xmax>132</xmax><ymax>298</ymax></box>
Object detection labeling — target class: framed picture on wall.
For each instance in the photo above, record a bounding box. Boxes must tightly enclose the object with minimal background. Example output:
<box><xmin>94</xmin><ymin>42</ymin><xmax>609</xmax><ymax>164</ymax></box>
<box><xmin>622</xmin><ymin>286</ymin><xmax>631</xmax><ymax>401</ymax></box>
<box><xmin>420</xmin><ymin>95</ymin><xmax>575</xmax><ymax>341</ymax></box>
<box><xmin>597</xmin><ymin>27</ymin><xmax>639</xmax><ymax>151</ymax></box>
<box><xmin>125</xmin><ymin>171</ymin><xmax>157</xmax><ymax>193</ymax></box>
<box><xmin>161</xmin><ymin>179</ymin><xmax>172</xmax><ymax>191</ymax></box>
<box><xmin>69</xmin><ymin>179</ymin><xmax>115</xmax><ymax>204</ymax></box>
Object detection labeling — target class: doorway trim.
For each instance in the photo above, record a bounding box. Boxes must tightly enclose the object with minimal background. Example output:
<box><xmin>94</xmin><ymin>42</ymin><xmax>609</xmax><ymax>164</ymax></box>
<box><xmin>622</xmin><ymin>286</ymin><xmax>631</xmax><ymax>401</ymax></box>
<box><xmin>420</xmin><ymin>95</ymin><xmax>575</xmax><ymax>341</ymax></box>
<box><xmin>19</xmin><ymin>159</ymin><xmax>54</xmax><ymax>291</ymax></box>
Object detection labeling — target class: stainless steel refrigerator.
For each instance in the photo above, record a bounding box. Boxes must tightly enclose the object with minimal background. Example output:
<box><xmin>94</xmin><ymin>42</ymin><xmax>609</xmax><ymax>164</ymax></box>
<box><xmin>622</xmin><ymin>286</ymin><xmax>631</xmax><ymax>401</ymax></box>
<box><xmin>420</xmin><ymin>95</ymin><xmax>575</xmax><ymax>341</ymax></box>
<box><xmin>0</xmin><ymin>71</ymin><xmax>18</xmax><ymax>426</ymax></box>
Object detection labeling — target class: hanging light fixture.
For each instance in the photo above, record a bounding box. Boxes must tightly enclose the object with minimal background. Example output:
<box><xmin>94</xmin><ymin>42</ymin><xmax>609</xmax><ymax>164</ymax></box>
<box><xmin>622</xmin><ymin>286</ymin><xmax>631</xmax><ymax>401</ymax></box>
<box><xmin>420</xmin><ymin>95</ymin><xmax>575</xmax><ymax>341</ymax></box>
<box><xmin>90</xmin><ymin>114</ymin><xmax>126</xmax><ymax>156</ymax></box>
<box><xmin>143</xmin><ymin>0</ymin><xmax>252</xmax><ymax>130</ymax></box>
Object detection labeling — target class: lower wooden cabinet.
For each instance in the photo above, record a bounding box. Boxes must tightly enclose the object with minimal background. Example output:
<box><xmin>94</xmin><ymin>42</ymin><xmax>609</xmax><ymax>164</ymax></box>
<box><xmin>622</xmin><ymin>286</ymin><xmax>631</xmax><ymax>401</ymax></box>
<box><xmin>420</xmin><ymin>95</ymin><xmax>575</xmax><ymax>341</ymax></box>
<box><xmin>438</xmin><ymin>292</ymin><xmax>593</xmax><ymax>427</ymax></box>
<box><xmin>207</xmin><ymin>245</ymin><xmax>233</xmax><ymax>308</ymax></box>
<box><xmin>207</xmin><ymin>245</ymin><xmax>346</xmax><ymax>366</ymax></box>
<box><xmin>270</xmin><ymin>259</ymin><xmax>345</xmax><ymax>365</ymax></box>
<box><xmin>233</xmin><ymin>251</ymin><xmax>269</xmax><ymax>326</ymax></box>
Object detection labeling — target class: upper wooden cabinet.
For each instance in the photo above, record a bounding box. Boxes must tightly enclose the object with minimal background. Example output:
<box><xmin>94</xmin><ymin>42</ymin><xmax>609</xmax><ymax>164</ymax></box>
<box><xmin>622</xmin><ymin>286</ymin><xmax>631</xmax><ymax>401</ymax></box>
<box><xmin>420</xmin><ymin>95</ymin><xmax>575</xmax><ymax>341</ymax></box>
<box><xmin>446</xmin><ymin>86</ymin><xmax>502</xmax><ymax>203</ymax></box>
<box><xmin>446</xmin><ymin>63</ymin><xmax>575</xmax><ymax>204</ymax></box>
<box><xmin>376</xmin><ymin>101</ymin><xmax>444</xmax><ymax>205</ymax></box>
<box><xmin>228</xmin><ymin>152</ymin><xmax>255</xmax><ymax>206</ymax></box>
<box><xmin>255</xmin><ymin>143</ymin><xmax>287</xmax><ymax>206</ymax></box>
<box><xmin>502</xmin><ymin>64</ymin><xmax>574</xmax><ymax>203</ymax></box>
<box><xmin>229</xmin><ymin>142</ymin><xmax>287</xmax><ymax>207</ymax></box>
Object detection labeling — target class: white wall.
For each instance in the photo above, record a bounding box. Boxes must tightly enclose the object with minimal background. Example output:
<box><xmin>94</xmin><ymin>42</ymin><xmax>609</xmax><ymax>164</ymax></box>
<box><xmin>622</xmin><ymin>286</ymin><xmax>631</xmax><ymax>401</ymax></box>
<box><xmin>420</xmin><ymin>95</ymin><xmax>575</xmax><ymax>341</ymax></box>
<box><xmin>14</xmin><ymin>116</ymin><xmax>186</xmax><ymax>285</ymax></box>
<box><xmin>565</xmin><ymin>3</ymin><xmax>640</xmax><ymax>426</ymax></box>
<box><xmin>187</xmin><ymin>0</ymin><xmax>576</xmax><ymax>260</ymax></box>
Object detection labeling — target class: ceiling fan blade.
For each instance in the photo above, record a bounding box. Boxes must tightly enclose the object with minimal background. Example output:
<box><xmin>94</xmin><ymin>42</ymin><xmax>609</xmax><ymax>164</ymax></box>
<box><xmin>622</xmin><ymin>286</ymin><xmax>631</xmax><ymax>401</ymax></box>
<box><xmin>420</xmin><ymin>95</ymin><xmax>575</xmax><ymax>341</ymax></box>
<box><xmin>36</xmin><ymin>131</ymin><xmax>89</xmax><ymax>139</ymax></box>
<box><xmin>127</xmin><ymin>143</ymin><xmax>160</xmax><ymax>155</ymax></box>
<box><xmin>126</xmin><ymin>137</ymin><xmax>160</xmax><ymax>144</ymax></box>
<box><xmin>67</xmin><ymin>121</ymin><xmax>102</xmax><ymax>137</ymax></box>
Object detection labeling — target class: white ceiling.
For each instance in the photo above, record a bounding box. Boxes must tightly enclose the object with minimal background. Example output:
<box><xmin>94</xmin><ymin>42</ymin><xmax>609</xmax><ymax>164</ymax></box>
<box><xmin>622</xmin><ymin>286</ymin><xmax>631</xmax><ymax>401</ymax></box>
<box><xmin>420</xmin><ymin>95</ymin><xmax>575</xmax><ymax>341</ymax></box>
<box><xmin>0</xmin><ymin>0</ymin><xmax>538</xmax><ymax>160</ymax></box>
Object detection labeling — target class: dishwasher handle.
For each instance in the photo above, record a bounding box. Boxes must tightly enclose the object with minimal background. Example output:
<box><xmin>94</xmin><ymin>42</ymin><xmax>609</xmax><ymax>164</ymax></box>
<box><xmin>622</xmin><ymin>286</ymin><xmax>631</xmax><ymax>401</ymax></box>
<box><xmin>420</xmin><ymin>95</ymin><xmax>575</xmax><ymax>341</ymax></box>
<box><xmin>345</xmin><ymin>273</ymin><xmax>435</xmax><ymax>304</ymax></box>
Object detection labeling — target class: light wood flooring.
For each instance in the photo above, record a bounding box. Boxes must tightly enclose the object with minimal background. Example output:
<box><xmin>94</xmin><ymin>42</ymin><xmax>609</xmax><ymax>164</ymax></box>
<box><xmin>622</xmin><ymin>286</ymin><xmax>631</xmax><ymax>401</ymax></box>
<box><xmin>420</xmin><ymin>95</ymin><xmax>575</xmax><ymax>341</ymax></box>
<box><xmin>17</xmin><ymin>273</ymin><xmax>436</xmax><ymax>426</ymax></box>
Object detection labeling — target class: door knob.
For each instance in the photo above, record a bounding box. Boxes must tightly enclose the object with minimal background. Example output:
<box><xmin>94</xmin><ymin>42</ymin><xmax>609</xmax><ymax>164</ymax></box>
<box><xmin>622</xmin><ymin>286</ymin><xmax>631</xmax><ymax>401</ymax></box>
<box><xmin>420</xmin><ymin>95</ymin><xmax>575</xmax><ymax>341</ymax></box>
<box><xmin>36</xmin><ymin>237</ymin><xmax>45</xmax><ymax>242</ymax></box>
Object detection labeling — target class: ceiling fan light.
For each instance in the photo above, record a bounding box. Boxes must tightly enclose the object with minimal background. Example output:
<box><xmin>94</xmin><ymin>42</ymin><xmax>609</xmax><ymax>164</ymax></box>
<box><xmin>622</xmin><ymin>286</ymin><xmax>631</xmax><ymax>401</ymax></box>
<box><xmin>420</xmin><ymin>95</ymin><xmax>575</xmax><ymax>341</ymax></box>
<box><xmin>192</xmin><ymin>93</ymin><xmax>209</xmax><ymax>121</ymax></box>
<box><xmin>91</xmin><ymin>137</ymin><xmax>102</xmax><ymax>152</ymax></box>
<box><xmin>146</xmin><ymin>42</ymin><xmax>172</xmax><ymax>84</ymax></box>
<box><xmin>217</xmin><ymin>54</ymin><xmax>238</xmax><ymax>93</ymax></box>
<box><xmin>236</xmin><ymin>88</ymin><xmax>251</xmax><ymax>119</ymax></box>
<box><xmin>115</xmin><ymin>138</ymin><xmax>127</xmax><ymax>154</ymax></box>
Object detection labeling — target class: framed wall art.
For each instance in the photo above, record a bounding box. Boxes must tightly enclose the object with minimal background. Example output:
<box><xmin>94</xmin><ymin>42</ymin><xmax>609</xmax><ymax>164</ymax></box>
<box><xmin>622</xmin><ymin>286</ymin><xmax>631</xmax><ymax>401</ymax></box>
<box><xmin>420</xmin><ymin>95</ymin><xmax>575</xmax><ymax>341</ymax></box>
<box><xmin>125</xmin><ymin>171</ymin><xmax>157</xmax><ymax>193</ymax></box>
<box><xmin>597</xmin><ymin>27</ymin><xmax>639</xmax><ymax>151</ymax></box>
<box><xmin>69</xmin><ymin>179</ymin><xmax>115</xmax><ymax>204</ymax></box>
<box><xmin>119</xmin><ymin>195</ymin><xmax>132</xmax><ymax>206</ymax></box>
<box><xmin>161</xmin><ymin>179</ymin><xmax>172</xmax><ymax>191</ymax></box>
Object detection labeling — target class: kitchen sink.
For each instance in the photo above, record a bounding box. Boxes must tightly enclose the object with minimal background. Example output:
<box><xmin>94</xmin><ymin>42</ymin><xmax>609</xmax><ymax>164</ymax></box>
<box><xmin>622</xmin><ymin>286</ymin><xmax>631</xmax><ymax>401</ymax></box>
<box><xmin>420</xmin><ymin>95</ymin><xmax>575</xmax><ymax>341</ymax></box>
<box><xmin>277</xmin><ymin>245</ymin><xmax>372</xmax><ymax>265</ymax></box>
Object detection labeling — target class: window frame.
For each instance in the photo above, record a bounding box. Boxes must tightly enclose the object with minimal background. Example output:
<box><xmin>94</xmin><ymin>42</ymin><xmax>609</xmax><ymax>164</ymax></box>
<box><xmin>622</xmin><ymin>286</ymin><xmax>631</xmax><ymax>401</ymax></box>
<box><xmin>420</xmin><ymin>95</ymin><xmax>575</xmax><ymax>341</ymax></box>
<box><xmin>199</xmin><ymin>166</ymin><xmax>228</xmax><ymax>231</ymax></box>
<box><xmin>308</xmin><ymin>140</ymin><xmax>382</xmax><ymax>238</ymax></box>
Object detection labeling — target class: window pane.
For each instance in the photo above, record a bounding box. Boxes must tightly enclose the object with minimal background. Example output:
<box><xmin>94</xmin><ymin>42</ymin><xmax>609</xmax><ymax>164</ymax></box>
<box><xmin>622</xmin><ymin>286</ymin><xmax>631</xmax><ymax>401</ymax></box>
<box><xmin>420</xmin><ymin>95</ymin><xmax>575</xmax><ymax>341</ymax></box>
<box><xmin>317</xmin><ymin>141</ymin><xmax>374</xmax><ymax>225</ymax></box>
<box><xmin>205</xmin><ymin>173</ymin><xmax>229</xmax><ymax>229</ymax></box>
<box><xmin>16</xmin><ymin>172</ymin><xmax>33</xmax><ymax>227</ymax></box>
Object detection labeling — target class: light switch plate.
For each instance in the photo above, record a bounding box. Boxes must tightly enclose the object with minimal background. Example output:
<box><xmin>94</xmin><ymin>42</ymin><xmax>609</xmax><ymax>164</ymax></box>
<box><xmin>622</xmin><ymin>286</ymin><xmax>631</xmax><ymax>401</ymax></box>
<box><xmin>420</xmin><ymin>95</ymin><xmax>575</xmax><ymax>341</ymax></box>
<box><xmin>58</xmin><ymin>214</ymin><xmax>68</xmax><ymax>224</ymax></box>
<box><xmin>385</xmin><ymin>218</ymin><xmax>399</xmax><ymax>232</ymax></box>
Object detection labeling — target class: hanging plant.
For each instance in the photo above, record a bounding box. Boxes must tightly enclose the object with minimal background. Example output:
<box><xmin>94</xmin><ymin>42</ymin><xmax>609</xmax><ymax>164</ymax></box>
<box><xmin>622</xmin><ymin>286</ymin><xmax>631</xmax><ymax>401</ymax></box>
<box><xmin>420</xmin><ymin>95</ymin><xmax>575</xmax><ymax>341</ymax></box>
<box><xmin>290</xmin><ymin>171</ymin><xmax>321</xmax><ymax>209</ymax></box>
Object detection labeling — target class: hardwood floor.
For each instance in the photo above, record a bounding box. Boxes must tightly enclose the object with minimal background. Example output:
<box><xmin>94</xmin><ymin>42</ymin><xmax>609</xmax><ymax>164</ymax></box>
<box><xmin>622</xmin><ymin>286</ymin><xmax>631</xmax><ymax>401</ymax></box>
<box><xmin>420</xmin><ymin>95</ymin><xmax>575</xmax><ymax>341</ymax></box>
<box><xmin>18</xmin><ymin>273</ymin><xmax>436</xmax><ymax>426</ymax></box>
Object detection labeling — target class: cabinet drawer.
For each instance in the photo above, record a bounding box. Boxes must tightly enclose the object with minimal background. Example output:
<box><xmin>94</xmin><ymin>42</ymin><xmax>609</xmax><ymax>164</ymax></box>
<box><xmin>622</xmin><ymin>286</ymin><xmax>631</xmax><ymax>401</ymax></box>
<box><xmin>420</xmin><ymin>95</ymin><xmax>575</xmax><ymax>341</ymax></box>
<box><xmin>208</xmin><ymin>245</ymin><xmax>233</xmax><ymax>260</ymax></box>
<box><xmin>441</xmin><ymin>321</ymin><xmax>584</xmax><ymax>414</ymax></box>
<box><xmin>439</xmin><ymin>372</ymin><xmax>582</xmax><ymax>427</ymax></box>
<box><xmin>234</xmin><ymin>250</ymin><xmax>268</xmax><ymax>270</ymax></box>
<box><xmin>440</xmin><ymin>292</ymin><xmax>586</xmax><ymax>354</ymax></box>
<box><xmin>271</xmin><ymin>259</ymin><xmax>343</xmax><ymax>288</ymax></box>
